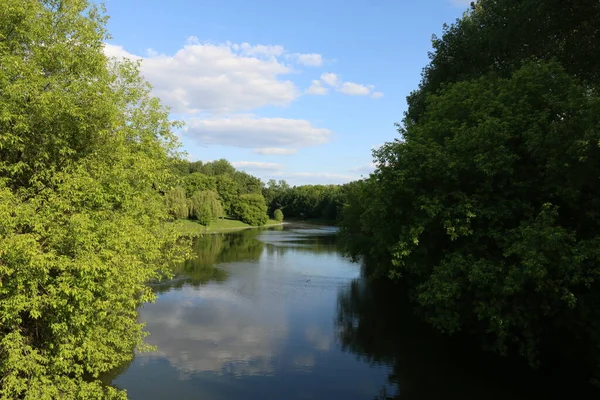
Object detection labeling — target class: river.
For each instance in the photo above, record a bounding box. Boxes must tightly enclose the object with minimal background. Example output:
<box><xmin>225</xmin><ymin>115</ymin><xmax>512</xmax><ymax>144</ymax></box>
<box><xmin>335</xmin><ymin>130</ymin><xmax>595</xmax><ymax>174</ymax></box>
<box><xmin>110</xmin><ymin>224</ymin><xmax>600</xmax><ymax>399</ymax></box>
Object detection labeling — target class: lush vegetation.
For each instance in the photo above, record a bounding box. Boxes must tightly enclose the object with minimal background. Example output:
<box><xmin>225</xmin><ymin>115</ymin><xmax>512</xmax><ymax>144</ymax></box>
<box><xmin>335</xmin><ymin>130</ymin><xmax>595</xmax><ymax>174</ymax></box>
<box><xmin>340</xmin><ymin>0</ymin><xmax>600</xmax><ymax>384</ymax></box>
<box><xmin>0</xmin><ymin>0</ymin><xmax>190</xmax><ymax>398</ymax></box>
<box><xmin>263</xmin><ymin>179</ymin><xmax>348</xmax><ymax>222</ymax></box>
<box><xmin>273</xmin><ymin>209</ymin><xmax>284</xmax><ymax>222</ymax></box>
<box><xmin>166</xmin><ymin>159</ymin><xmax>271</xmax><ymax>227</ymax></box>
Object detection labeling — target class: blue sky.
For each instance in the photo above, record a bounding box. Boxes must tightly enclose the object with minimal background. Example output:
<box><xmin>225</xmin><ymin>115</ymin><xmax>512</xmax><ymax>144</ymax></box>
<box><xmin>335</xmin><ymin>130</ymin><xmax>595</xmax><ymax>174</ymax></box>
<box><xmin>102</xmin><ymin>0</ymin><xmax>471</xmax><ymax>185</ymax></box>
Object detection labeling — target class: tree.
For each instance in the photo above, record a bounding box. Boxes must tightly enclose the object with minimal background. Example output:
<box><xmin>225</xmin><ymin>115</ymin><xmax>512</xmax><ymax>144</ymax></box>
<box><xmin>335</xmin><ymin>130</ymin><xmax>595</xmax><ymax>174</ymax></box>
<box><xmin>233</xmin><ymin>170</ymin><xmax>264</xmax><ymax>195</ymax></box>
<box><xmin>274</xmin><ymin>209</ymin><xmax>284</xmax><ymax>222</ymax></box>
<box><xmin>0</xmin><ymin>1</ymin><xmax>188</xmax><ymax>397</ymax></box>
<box><xmin>342</xmin><ymin>61</ymin><xmax>600</xmax><ymax>382</ymax></box>
<box><xmin>214</xmin><ymin>175</ymin><xmax>239</xmax><ymax>216</ymax></box>
<box><xmin>406</xmin><ymin>0</ymin><xmax>600</xmax><ymax>124</ymax></box>
<box><xmin>183</xmin><ymin>172</ymin><xmax>217</xmax><ymax>197</ymax></box>
<box><xmin>188</xmin><ymin>190</ymin><xmax>223</xmax><ymax>225</ymax></box>
<box><xmin>165</xmin><ymin>186</ymin><xmax>188</xmax><ymax>219</ymax></box>
<box><xmin>232</xmin><ymin>194</ymin><xmax>269</xmax><ymax>226</ymax></box>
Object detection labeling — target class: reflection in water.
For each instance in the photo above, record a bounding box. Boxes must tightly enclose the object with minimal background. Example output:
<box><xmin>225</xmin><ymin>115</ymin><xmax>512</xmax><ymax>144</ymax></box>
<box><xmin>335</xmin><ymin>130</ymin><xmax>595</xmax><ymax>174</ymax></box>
<box><xmin>112</xmin><ymin>224</ymin><xmax>600</xmax><ymax>399</ymax></box>
<box><xmin>337</xmin><ymin>278</ymin><xmax>600</xmax><ymax>399</ymax></box>
<box><xmin>152</xmin><ymin>230</ymin><xmax>265</xmax><ymax>293</ymax></box>
<box><xmin>113</xmin><ymin>225</ymin><xmax>390</xmax><ymax>400</ymax></box>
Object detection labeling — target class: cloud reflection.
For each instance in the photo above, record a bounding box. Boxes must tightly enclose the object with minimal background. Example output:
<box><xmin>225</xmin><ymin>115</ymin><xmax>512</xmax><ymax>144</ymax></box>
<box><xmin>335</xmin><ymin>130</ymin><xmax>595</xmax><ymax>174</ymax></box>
<box><xmin>139</xmin><ymin>283</ymin><xmax>288</xmax><ymax>378</ymax></box>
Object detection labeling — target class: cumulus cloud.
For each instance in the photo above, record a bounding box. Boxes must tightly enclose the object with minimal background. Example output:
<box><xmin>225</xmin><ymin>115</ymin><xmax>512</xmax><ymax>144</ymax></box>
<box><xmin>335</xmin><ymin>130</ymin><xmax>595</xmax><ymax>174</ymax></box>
<box><xmin>183</xmin><ymin>114</ymin><xmax>332</xmax><ymax>149</ymax></box>
<box><xmin>339</xmin><ymin>82</ymin><xmax>371</xmax><ymax>96</ymax></box>
<box><xmin>306</xmin><ymin>80</ymin><xmax>329</xmax><ymax>95</ymax></box>
<box><xmin>138</xmin><ymin>285</ymin><xmax>288</xmax><ymax>377</ymax></box>
<box><xmin>232</xmin><ymin>42</ymin><xmax>285</xmax><ymax>57</ymax></box>
<box><xmin>252</xmin><ymin>148</ymin><xmax>298</xmax><ymax>155</ymax></box>
<box><xmin>310</xmin><ymin>72</ymin><xmax>382</xmax><ymax>97</ymax></box>
<box><xmin>104</xmin><ymin>41</ymin><xmax>298</xmax><ymax>114</ymax></box>
<box><xmin>320</xmin><ymin>72</ymin><xmax>340</xmax><ymax>87</ymax></box>
<box><xmin>231</xmin><ymin>161</ymin><xmax>284</xmax><ymax>170</ymax></box>
<box><xmin>290</xmin><ymin>53</ymin><xmax>323</xmax><ymax>67</ymax></box>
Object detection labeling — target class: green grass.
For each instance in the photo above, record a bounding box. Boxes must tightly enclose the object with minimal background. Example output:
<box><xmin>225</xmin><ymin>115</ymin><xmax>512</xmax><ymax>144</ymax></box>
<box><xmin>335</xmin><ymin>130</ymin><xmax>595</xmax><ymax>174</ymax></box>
<box><xmin>172</xmin><ymin>218</ymin><xmax>282</xmax><ymax>237</ymax></box>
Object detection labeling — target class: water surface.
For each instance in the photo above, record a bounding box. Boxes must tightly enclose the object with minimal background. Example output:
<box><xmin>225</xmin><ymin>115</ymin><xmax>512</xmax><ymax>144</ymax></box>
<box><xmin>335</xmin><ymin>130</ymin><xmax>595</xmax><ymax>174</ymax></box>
<box><xmin>112</xmin><ymin>224</ymin><xmax>600</xmax><ymax>399</ymax></box>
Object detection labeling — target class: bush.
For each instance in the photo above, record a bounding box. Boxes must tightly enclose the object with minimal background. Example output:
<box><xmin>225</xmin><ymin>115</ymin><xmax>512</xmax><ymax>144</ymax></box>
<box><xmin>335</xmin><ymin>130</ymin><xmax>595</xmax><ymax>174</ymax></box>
<box><xmin>274</xmin><ymin>208</ymin><xmax>284</xmax><ymax>222</ymax></box>
<box><xmin>233</xmin><ymin>194</ymin><xmax>268</xmax><ymax>226</ymax></box>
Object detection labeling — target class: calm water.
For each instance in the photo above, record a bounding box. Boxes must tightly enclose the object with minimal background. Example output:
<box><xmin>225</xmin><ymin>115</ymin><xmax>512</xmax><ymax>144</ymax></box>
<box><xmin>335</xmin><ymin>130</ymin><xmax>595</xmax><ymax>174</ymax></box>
<box><xmin>112</xmin><ymin>224</ymin><xmax>600</xmax><ymax>399</ymax></box>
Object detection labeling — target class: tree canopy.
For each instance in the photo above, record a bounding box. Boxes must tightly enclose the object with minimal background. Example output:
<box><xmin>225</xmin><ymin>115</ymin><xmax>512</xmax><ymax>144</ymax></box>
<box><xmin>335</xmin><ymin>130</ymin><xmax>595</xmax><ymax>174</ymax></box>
<box><xmin>340</xmin><ymin>0</ymin><xmax>600</xmax><ymax>384</ymax></box>
<box><xmin>0</xmin><ymin>1</ymin><xmax>188</xmax><ymax>397</ymax></box>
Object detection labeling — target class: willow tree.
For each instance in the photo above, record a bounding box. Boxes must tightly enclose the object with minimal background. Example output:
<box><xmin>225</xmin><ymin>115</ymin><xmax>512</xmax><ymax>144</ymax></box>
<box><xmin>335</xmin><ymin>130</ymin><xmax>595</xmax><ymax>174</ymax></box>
<box><xmin>0</xmin><ymin>1</ymin><xmax>188</xmax><ymax>398</ymax></box>
<box><xmin>188</xmin><ymin>190</ymin><xmax>223</xmax><ymax>225</ymax></box>
<box><xmin>165</xmin><ymin>186</ymin><xmax>189</xmax><ymax>219</ymax></box>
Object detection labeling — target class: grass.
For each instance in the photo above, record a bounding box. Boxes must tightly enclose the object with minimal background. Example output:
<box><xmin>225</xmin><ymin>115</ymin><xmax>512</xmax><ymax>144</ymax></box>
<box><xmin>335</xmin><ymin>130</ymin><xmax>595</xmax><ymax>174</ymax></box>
<box><xmin>172</xmin><ymin>218</ymin><xmax>282</xmax><ymax>237</ymax></box>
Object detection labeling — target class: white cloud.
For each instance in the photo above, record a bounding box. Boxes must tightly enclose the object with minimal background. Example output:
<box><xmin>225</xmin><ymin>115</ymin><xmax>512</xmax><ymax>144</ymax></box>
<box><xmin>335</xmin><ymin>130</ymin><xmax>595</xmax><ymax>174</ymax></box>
<box><xmin>104</xmin><ymin>43</ymin><xmax>141</xmax><ymax>60</ymax></box>
<box><xmin>104</xmin><ymin>41</ymin><xmax>298</xmax><ymax>114</ymax></box>
<box><xmin>293</xmin><ymin>53</ymin><xmax>323</xmax><ymax>67</ymax></box>
<box><xmin>233</xmin><ymin>42</ymin><xmax>285</xmax><ymax>57</ymax></box>
<box><xmin>252</xmin><ymin>148</ymin><xmax>298</xmax><ymax>155</ymax></box>
<box><xmin>184</xmin><ymin>114</ymin><xmax>332</xmax><ymax>149</ymax></box>
<box><xmin>320</xmin><ymin>72</ymin><xmax>340</xmax><ymax>87</ymax></box>
<box><xmin>139</xmin><ymin>285</ymin><xmax>288</xmax><ymax>377</ymax></box>
<box><xmin>339</xmin><ymin>82</ymin><xmax>371</xmax><ymax>96</ymax></box>
<box><xmin>315</xmin><ymin>72</ymin><xmax>382</xmax><ymax>97</ymax></box>
<box><xmin>306</xmin><ymin>80</ymin><xmax>328</xmax><ymax>95</ymax></box>
<box><xmin>231</xmin><ymin>161</ymin><xmax>284</xmax><ymax>170</ymax></box>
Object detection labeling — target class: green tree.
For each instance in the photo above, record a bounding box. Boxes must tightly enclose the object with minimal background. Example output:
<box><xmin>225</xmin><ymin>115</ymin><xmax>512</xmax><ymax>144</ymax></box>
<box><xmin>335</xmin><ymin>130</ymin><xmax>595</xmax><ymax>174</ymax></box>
<box><xmin>274</xmin><ymin>208</ymin><xmax>284</xmax><ymax>222</ymax></box>
<box><xmin>0</xmin><ymin>1</ymin><xmax>188</xmax><ymax>397</ymax></box>
<box><xmin>232</xmin><ymin>194</ymin><xmax>269</xmax><ymax>226</ymax></box>
<box><xmin>340</xmin><ymin>2</ymin><xmax>600</xmax><ymax>383</ymax></box>
<box><xmin>214</xmin><ymin>175</ymin><xmax>239</xmax><ymax>215</ymax></box>
<box><xmin>188</xmin><ymin>190</ymin><xmax>223</xmax><ymax>225</ymax></box>
<box><xmin>183</xmin><ymin>172</ymin><xmax>217</xmax><ymax>197</ymax></box>
<box><xmin>164</xmin><ymin>186</ymin><xmax>188</xmax><ymax>219</ymax></box>
<box><xmin>233</xmin><ymin>170</ymin><xmax>264</xmax><ymax>195</ymax></box>
<box><xmin>406</xmin><ymin>0</ymin><xmax>600</xmax><ymax>124</ymax></box>
<box><xmin>342</xmin><ymin>61</ymin><xmax>600</xmax><ymax>381</ymax></box>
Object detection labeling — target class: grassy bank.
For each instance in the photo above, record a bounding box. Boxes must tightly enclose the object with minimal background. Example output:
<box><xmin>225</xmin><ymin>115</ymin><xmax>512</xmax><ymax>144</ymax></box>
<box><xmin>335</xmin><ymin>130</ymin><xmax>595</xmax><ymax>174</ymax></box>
<box><xmin>172</xmin><ymin>218</ymin><xmax>282</xmax><ymax>237</ymax></box>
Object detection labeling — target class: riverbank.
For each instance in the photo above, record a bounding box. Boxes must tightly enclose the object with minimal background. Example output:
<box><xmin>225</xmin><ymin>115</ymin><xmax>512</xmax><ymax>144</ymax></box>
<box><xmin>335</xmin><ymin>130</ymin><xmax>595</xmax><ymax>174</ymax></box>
<box><xmin>284</xmin><ymin>218</ymin><xmax>338</xmax><ymax>226</ymax></box>
<box><xmin>172</xmin><ymin>218</ymin><xmax>283</xmax><ymax>237</ymax></box>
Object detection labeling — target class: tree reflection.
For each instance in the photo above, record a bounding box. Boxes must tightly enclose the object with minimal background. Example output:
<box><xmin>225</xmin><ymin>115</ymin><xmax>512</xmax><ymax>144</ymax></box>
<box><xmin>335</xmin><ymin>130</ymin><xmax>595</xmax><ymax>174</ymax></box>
<box><xmin>336</xmin><ymin>278</ymin><xmax>600</xmax><ymax>400</ymax></box>
<box><xmin>154</xmin><ymin>230</ymin><xmax>265</xmax><ymax>293</ymax></box>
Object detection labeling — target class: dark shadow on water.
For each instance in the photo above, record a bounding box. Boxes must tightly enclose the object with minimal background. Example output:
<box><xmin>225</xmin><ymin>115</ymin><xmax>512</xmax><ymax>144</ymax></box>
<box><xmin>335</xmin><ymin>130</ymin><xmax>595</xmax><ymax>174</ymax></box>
<box><xmin>336</xmin><ymin>278</ymin><xmax>600</xmax><ymax>400</ymax></box>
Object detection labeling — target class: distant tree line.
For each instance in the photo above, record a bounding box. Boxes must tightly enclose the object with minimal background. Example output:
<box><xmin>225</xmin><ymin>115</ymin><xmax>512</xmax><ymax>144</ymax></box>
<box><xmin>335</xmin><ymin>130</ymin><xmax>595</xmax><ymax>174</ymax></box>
<box><xmin>339</xmin><ymin>0</ymin><xmax>600</xmax><ymax>385</ymax></box>
<box><xmin>262</xmin><ymin>179</ymin><xmax>349</xmax><ymax>222</ymax></box>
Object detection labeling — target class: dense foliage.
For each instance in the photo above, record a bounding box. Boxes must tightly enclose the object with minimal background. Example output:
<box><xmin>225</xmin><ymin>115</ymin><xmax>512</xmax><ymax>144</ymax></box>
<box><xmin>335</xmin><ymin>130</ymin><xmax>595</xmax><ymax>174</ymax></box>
<box><xmin>273</xmin><ymin>209</ymin><xmax>284</xmax><ymax>222</ymax></box>
<box><xmin>187</xmin><ymin>190</ymin><xmax>223</xmax><ymax>225</ymax></box>
<box><xmin>340</xmin><ymin>0</ymin><xmax>600</xmax><ymax>383</ymax></box>
<box><xmin>0</xmin><ymin>0</ymin><xmax>188</xmax><ymax>398</ymax></box>
<box><xmin>263</xmin><ymin>179</ymin><xmax>347</xmax><ymax>221</ymax></box>
<box><xmin>172</xmin><ymin>159</ymin><xmax>269</xmax><ymax>226</ymax></box>
<box><xmin>233</xmin><ymin>194</ymin><xmax>269</xmax><ymax>226</ymax></box>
